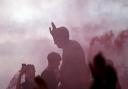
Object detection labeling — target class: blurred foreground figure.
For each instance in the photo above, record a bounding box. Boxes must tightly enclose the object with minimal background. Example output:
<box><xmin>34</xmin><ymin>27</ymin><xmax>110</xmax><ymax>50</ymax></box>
<box><xmin>34</xmin><ymin>76</ymin><xmax>48</xmax><ymax>89</ymax></box>
<box><xmin>41</xmin><ymin>52</ymin><xmax>61</xmax><ymax>89</ymax></box>
<box><xmin>89</xmin><ymin>52</ymin><xmax>121</xmax><ymax>89</ymax></box>
<box><xmin>7</xmin><ymin>64</ymin><xmax>36</xmax><ymax>89</ymax></box>
<box><xmin>16</xmin><ymin>64</ymin><xmax>36</xmax><ymax>89</ymax></box>
<box><xmin>49</xmin><ymin>22</ymin><xmax>90</xmax><ymax>89</ymax></box>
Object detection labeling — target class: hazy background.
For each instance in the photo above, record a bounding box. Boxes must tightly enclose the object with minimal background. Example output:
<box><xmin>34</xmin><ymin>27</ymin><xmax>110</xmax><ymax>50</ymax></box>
<box><xmin>0</xmin><ymin>0</ymin><xmax>128</xmax><ymax>88</ymax></box>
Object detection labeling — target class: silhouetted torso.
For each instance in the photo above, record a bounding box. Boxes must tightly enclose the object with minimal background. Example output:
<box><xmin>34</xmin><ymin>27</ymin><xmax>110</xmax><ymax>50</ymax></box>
<box><xmin>41</xmin><ymin>69</ymin><xmax>59</xmax><ymax>89</ymax></box>
<box><xmin>105</xmin><ymin>65</ymin><xmax>118</xmax><ymax>89</ymax></box>
<box><xmin>21</xmin><ymin>79</ymin><xmax>35</xmax><ymax>89</ymax></box>
<box><xmin>90</xmin><ymin>64</ymin><xmax>106</xmax><ymax>89</ymax></box>
<box><xmin>34</xmin><ymin>76</ymin><xmax>48</xmax><ymax>89</ymax></box>
<box><xmin>59</xmin><ymin>40</ymin><xmax>90</xmax><ymax>89</ymax></box>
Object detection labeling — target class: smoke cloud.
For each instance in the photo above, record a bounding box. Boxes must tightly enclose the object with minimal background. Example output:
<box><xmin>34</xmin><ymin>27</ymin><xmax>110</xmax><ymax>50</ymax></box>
<box><xmin>0</xmin><ymin>0</ymin><xmax>128</xmax><ymax>88</ymax></box>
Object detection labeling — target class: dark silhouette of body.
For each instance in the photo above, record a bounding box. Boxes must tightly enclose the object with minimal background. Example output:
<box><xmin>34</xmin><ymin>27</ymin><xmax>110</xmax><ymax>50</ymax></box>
<box><xmin>34</xmin><ymin>75</ymin><xmax>48</xmax><ymax>89</ymax></box>
<box><xmin>49</xmin><ymin>22</ymin><xmax>90</xmax><ymax>89</ymax></box>
<box><xmin>41</xmin><ymin>52</ymin><xmax>61</xmax><ymax>89</ymax></box>
<box><xmin>89</xmin><ymin>53</ymin><xmax>121</xmax><ymax>89</ymax></box>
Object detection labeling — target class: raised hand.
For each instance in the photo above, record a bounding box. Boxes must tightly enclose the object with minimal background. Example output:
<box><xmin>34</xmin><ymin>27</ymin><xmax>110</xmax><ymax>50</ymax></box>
<box><xmin>49</xmin><ymin>22</ymin><xmax>56</xmax><ymax>34</ymax></box>
<box><xmin>51</xmin><ymin>22</ymin><xmax>56</xmax><ymax>30</ymax></box>
<box><xmin>20</xmin><ymin>64</ymin><xmax>26</xmax><ymax>75</ymax></box>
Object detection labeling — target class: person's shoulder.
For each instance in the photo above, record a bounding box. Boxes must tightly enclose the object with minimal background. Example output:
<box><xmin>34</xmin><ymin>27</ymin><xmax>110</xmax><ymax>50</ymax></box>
<box><xmin>106</xmin><ymin>65</ymin><xmax>117</xmax><ymax>74</ymax></box>
<box><xmin>106</xmin><ymin>65</ymin><xmax>114</xmax><ymax>70</ymax></box>
<box><xmin>70</xmin><ymin>40</ymin><xmax>78</xmax><ymax>44</ymax></box>
<box><xmin>41</xmin><ymin>69</ymin><xmax>48</xmax><ymax>77</ymax></box>
<box><xmin>70</xmin><ymin>40</ymin><xmax>81</xmax><ymax>47</ymax></box>
<box><xmin>41</xmin><ymin>69</ymin><xmax>54</xmax><ymax>77</ymax></box>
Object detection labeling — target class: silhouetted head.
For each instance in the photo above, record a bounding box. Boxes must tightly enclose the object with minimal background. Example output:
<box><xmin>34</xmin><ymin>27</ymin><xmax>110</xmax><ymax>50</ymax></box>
<box><xmin>50</xmin><ymin>22</ymin><xmax>69</xmax><ymax>48</ymax></box>
<box><xmin>47</xmin><ymin>52</ymin><xmax>61</xmax><ymax>68</ymax></box>
<box><xmin>93</xmin><ymin>52</ymin><xmax>106</xmax><ymax>68</ymax></box>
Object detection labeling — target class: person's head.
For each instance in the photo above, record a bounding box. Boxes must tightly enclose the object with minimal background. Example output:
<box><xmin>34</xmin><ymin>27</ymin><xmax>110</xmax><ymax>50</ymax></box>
<box><xmin>34</xmin><ymin>75</ymin><xmax>48</xmax><ymax>89</ymax></box>
<box><xmin>93</xmin><ymin>52</ymin><xmax>106</xmax><ymax>68</ymax></box>
<box><xmin>50</xmin><ymin>22</ymin><xmax>69</xmax><ymax>48</ymax></box>
<box><xmin>47</xmin><ymin>52</ymin><xmax>61</xmax><ymax>69</ymax></box>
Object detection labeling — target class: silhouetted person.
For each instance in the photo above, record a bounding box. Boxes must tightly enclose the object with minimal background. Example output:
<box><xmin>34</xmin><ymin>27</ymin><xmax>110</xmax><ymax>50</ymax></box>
<box><xmin>89</xmin><ymin>52</ymin><xmax>121</xmax><ymax>89</ymax></box>
<box><xmin>16</xmin><ymin>64</ymin><xmax>36</xmax><ymax>89</ymax></box>
<box><xmin>106</xmin><ymin>64</ymin><xmax>121</xmax><ymax>89</ymax></box>
<box><xmin>89</xmin><ymin>52</ymin><xmax>106</xmax><ymax>89</ymax></box>
<box><xmin>34</xmin><ymin>75</ymin><xmax>48</xmax><ymax>89</ymax></box>
<box><xmin>49</xmin><ymin>22</ymin><xmax>90</xmax><ymax>89</ymax></box>
<box><xmin>106</xmin><ymin>60</ymin><xmax>121</xmax><ymax>89</ymax></box>
<box><xmin>41</xmin><ymin>52</ymin><xmax>61</xmax><ymax>89</ymax></box>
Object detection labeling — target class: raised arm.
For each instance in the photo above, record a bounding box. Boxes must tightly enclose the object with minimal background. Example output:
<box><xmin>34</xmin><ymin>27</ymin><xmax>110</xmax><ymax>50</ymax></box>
<box><xmin>16</xmin><ymin>64</ymin><xmax>26</xmax><ymax>89</ymax></box>
<box><xmin>49</xmin><ymin>22</ymin><xmax>57</xmax><ymax>35</ymax></box>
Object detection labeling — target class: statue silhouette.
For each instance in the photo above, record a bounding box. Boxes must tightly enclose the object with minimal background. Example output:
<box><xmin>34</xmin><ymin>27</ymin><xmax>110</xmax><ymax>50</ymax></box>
<box><xmin>50</xmin><ymin>22</ymin><xmax>90</xmax><ymax>89</ymax></box>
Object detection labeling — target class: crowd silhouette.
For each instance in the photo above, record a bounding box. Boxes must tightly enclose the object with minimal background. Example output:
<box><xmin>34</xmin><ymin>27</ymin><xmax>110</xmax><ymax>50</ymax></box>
<box><xmin>7</xmin><ymin>22</ymin><xmax>123</xmax><ymax>89</ymax></box>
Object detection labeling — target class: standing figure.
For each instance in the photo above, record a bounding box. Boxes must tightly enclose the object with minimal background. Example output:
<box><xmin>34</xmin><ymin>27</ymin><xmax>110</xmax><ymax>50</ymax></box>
<box><xmin>49</xmin><ymin>22</ymin><xmax>90</xmax><ymax>89</ymax></box>
<box><xmin>41</xmin><ymin>52</ymin><xmax>61</xmax><ymax>89</ymax></box>
<box><xmin>89</xmin><ymin>52</ymin><xmax>121</xmax><ymax>89</ymax></box>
